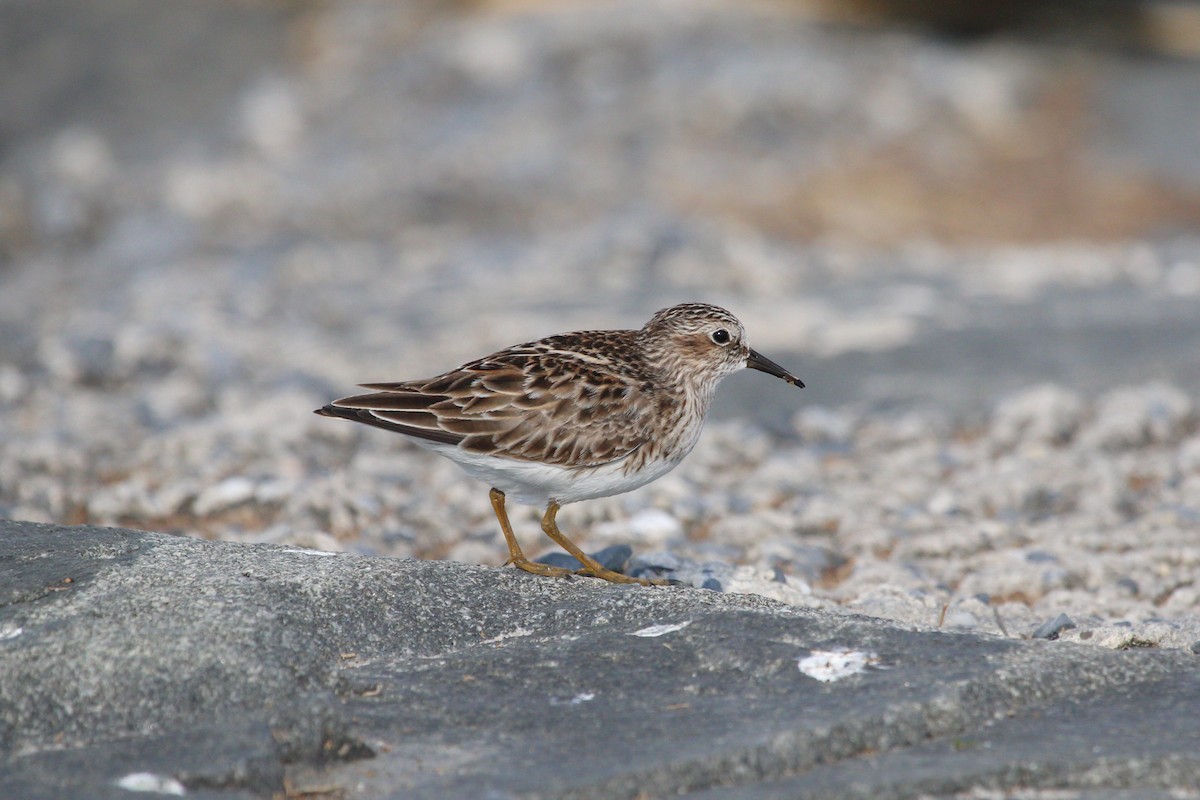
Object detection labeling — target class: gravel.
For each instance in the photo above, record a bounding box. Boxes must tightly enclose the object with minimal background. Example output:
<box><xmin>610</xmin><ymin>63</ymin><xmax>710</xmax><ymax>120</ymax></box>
<box><xmin>3</xmin><ymin>360</ymin><xmax>1196</xmax><ymax>649</ymax></box>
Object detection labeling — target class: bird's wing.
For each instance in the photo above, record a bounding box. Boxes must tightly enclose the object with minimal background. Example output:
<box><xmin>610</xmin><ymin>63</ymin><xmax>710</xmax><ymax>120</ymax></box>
<box><xmin>319</xmin><ymin>341</ymin><xmax>659</xmax><ymax>468</ymax></box>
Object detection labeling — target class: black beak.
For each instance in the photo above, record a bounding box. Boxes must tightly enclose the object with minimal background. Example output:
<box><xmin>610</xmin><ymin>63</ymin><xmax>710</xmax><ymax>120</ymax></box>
<box><xmin>746</xmin><ymin>348</ymin><xmax>804</xmax><ymax>388</ymax></box>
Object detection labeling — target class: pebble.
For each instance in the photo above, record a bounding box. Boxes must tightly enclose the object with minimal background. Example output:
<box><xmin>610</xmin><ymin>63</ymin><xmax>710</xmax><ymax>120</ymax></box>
<box><xmin>1032</xmin><ymin>613</ymin><xmax>1076</xmax><ymax>640</ymax></box>
<box><xmin>39</xmin><ymin>333</ymin><xmax>116</xmax><ymax>386</ymax></box>
<box><xmin>1115</xmin><ymin>577</ymin><xmax>1139</xmax><ymax>596</ymax></box>
<box><xmin>944</xmin><ymin>610</ymin><xmax>979</xmax><ymax>628</ymax></box>
<box><xmin>990</xmin><ymin>384</ymin><xmax>1083</xmax><ymax>448</ymax></box>
<box><xmin>115</xmin><ymin>773</ymin><xmax>186</xmax><ymax>796</ymax></box>
<box><xmin>536</xmin><ymin>545</ymin><xmax>633</xmax><ymax>573</ymax></box>
<box><xmin>1082</xmin><ymin>383</ymin><xmax>1194</xmax><ymax>450</ymax></box>
<box><xmin>591</xmin><ymin>508</ymin><xmax>682</xmax><ymax>547</ymax></box>
<box><xmin>192</xmin><ymin>477</ymin><xmax>257</xmax><ymax>516</ymax></box>
<box><xmin>0</xmin><ymin>365</ymin><xmax>28</xmax><ymax>404</ymax></box>
<box><xmin>926</xmin><ymin>488</ymin><xmax>959</xmax><ymax>516</ymax></box>
<box><xmin>1178</xmin><ymin>437</ymin><xmax>1200</xmax><ymax>473</ymax></box>
<box><xmin>626</xmin><ymin>552</ymin><xmax>681</xmax><ymax>578</ymax></box>
<box><xmin>784</xmin><ymin>545</ymin><xmax>848</xmax><ymax>585</ymax></box>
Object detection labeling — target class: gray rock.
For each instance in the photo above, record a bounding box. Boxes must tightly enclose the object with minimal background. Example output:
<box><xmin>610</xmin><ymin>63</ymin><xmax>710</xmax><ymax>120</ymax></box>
<box><xmin>3</xmin><ymin>521</ymin><xmax>1200</xmax><ymax>799</ymax></box>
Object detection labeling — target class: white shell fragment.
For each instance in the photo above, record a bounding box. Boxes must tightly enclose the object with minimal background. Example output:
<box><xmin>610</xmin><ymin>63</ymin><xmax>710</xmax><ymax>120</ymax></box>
<box><xmin>480</xmin><ymin>627</ymin><xmax>534</xmax><ymax>645</ymax></box>
<box><xmin>115</xmin><ymin>772</ymin><xmax>187</xmax><ymax>795</ymax></box>
<box><xmin>797</xmin><ymin>647</ymin><xmax>882</xmax><ymax>683</ymax></box>
<box><xmin>629</xmin><ymin>621</ymin><xmax>692</xmax><ymax>638</ymax></box>
<box><xmin>191</xmin><ymin>476</ymin><xmax>257</xmax><ymax>516</ymax></box>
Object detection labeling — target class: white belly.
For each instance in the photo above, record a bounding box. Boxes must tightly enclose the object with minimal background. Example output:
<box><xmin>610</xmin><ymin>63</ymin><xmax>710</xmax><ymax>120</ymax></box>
<box><xmin>417</xmin><ymin>440</ymin><xmax>687</xmax><ymax>507</ymax></box>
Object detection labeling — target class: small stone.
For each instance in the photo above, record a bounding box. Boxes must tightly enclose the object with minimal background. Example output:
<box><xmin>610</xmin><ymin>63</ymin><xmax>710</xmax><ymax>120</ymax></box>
<box><xmin>785</xmin><ymin>546</ymin><xmax>848</xmax><ymax>585</ymax></box>
<box><xmin>709</xmin><ymin>511</ymin><xmax>794</xmax><ymax>547</ymax></box>
<box><xmin>591</xmin><ymin>544</ymin><xmax>633</xmax><ymax>572</ymax></box>
<box><xmin>240</xmin><ymin>78</ymin><xmax>302</xmax><ymax>160</ymax></box>
<box><xmin>724</xmin><ymin>565</ymin><xmax>815</xmax><ymax>605</ymax></box>
<box><xmin>591</xmin><ymin>508</ymin><xmax>682</xmax><ymax>547</ymax></box>
<box><xmin>192</xmin><ymin>476</ymin><xmax>257</xmax><ymax>516</ymax></box>
<box><xmin>626</xmin><ymin>509</ymin><xmax>682</xmax><ymax>544</ymax></box>
<box><xmin>1178</xmin><ymin>437</ymin><xmax>1200</xmax><ymax>473</ymax></box>
<box><xmin>50</xmin><ymin>127</ymin><xmax>115</xmax><ymax>188</ymax></box>
<box><xmin>626</xmin><ymin>552</ymin><xmax>682</xmax><ymax>579</ymax></box>
<box><xmin>1022</xmin><ymin>487</ymin><xmax>1067</xmax><ymax>519</ymax></box>
<box><xmin>1032</xmin><ymin>613</ymin><xmax>1075</xmax><ymax>640</ymax></box>
<box><xmin>115</xmin><ymin>773</ymin><xmax>185</xmax><ymax>796</ymax></box>
<box><xmin>447</xmin><ymin>540</ymin><xmax>497</xmax><ymax>567</ymax></box>
<box><xmin>0</xmin><ymin>365</ymin><xmax>26</xmax><ymax>404</ymax></box>
<box><xmin>40</xmin><ymin>333</ymin><xmax>116</xmax><ymax>386</ymax></box>
<box><xmin>945</xmin><ymin>610</ymin><xmax>979</xmax><ymax>628</ymax></box>
<box><xmin>632</xmin><ymin>558</ymin><xmax>740</xmax><ymax>592</ymax></box>
<box><xmin>1190</xmin><ymin>641</ymin><xmax>1200</xmax><ymax>655</ymax></box>
<box><xmin>1083</xmin><ymin>382</ymin><xmax>1193</xmax><ymax>450</ymax></box>
<box><xmin>990</xmin><ymin>384</ymin><xmax>1083</xmax><ymax>448</ymax></box>
<box><xmin>727</xmin><ymin>494</ymin><xmax>755</xmax><ymax>515</ymax></box>
<box><xmin>926</xmin><ymin>488</ymin><xmax>959</xmax><ymax>516</ymax></box>
<box><xmin>1116</xmin><ymin>577</ymin><xmax>1140</xmax><ymax>596</ymax></box>
<box><xmin>535</xmin><ymin>544</ymin><xmax>633</xmax><ymax>573</ymax></box>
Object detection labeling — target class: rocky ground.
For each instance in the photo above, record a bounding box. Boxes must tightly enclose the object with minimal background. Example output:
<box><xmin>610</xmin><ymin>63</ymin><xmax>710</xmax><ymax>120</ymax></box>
<box><xmin>3</xmin><ymin>1</ymin><xmax>1200</xmax><ymax>796</ymax></box>
<box><xmin>3</xmin><ymin>521</ymin><xmax>1199</xmax><ymax>799</ymax></box>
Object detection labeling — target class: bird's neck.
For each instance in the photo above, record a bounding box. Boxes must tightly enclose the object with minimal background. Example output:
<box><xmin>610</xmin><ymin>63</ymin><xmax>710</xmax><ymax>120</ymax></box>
<box><xmin>650</xmin><ymin>356</ymin><xmax>720</xmax><ymax>414</ymax></box>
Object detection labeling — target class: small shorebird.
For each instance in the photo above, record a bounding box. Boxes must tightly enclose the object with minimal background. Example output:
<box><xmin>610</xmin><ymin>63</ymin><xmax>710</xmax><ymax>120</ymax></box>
<box><xmin>317</xmin><ymin>303</ymin><xmax>803</xmax><ymax>585</ymax></box>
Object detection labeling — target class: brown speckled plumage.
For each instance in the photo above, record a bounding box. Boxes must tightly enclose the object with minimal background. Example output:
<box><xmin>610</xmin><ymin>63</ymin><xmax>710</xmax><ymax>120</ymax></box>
<box><xmin>317</xmin><ymin>303</ymin><xmax>802</xmax><ymax>585</ymax></box>
<box><xmin>328</xmin><ymin>330</ymin><xmax>661</xmax><ymax>468</ymax></box>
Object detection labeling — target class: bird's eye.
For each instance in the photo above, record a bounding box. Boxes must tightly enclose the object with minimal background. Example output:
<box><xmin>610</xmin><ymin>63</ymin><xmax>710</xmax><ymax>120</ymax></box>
<box><xmin>711</xmin><ymin>329</ymin><xmax>731</xmax><ymax>345</ymax></box>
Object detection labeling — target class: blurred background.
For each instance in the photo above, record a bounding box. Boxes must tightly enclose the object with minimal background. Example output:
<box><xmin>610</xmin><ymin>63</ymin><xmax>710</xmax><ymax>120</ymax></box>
<box><xmin>2</xmin><ymin>0</ymin><xmax>1198</xmax><ymax>585</ymax></box>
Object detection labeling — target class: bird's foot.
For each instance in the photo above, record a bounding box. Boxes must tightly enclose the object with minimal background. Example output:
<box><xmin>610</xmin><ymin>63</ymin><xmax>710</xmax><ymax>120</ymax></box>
<box><xmin>508</xmin><ymin>556</ymin><xmax>667</xmax><ymax>586</ymax></box>
<box><xmin>573</xmin><ymin>566</ymin><xmax>671</xmax><ymax>587</ymax></box>
<box><xmin>509</xmin><ymin>557</ymin><xmax>577</xmax><ymax>579</ymax></box>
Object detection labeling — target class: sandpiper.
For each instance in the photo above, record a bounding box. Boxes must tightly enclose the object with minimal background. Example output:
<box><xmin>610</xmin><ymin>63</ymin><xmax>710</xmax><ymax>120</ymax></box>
<box><xmin>317</xmin><ymin>303</ymin><xmax>803</xmax><ymax>585</ymax></box>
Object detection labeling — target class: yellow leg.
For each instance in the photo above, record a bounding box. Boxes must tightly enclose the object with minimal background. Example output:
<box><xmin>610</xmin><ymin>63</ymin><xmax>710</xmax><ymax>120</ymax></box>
<box><xmin>540</xmin><ymin>502</ymin><xmax>668</xmax><ymax>587</ymax></box>
<box><xmin>489</xmin><ymin>488</ymin><xmax>574</xmax><ymax>579</ymax></box>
